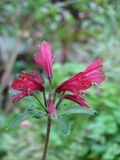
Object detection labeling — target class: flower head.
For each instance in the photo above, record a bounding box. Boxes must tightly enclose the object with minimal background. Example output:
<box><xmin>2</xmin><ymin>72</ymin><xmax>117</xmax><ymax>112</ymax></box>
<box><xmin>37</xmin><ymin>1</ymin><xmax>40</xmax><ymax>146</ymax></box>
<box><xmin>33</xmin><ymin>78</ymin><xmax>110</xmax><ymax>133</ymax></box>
<box><xmin>56</xmin><ymin>59</ymin><xmax>106</xmax><ymax>95</ymax></box>
<box><xmin>11</xmin><ymin>71</ymin><xmax>44</xmax><ymax>101</ymax></box>
<box><xmin>34</xmin><ymin>41</ymin><xmax>54</xmax><ymax>80</ymax></box>
<box><xmin>47</xmin><ymin>99</ymin><xmax>57</xmax><ymax>118</ymax></box>
<box><xmin>10</xmin><ymin>40</ymin><xmax>106</xmax><ymax>125</ymax></box>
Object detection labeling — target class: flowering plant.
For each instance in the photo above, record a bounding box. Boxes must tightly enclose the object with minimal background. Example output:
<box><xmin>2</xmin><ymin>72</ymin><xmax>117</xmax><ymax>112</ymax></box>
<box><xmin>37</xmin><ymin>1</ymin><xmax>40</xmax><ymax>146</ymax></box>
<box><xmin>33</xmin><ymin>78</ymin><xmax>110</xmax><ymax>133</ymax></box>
<box><xmin>9</xmin><ymin>41</ymin><xmax>105</xmax><ymax>160</ymax></box>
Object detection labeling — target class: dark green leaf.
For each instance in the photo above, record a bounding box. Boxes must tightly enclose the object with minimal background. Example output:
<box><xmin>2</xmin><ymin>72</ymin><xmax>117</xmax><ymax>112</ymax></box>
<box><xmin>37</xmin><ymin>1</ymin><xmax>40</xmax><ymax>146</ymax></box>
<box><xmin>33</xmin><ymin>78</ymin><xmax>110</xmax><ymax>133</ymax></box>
<box><xmin>59</xmin><ymin>105</ymin><xmax>97</xmax><ymax>116</ymax></box>
<box><xmin>26</xmin><ymin>105</ymin><xmax>35</xmax><ymax>113</ymax></box>
<box><xmin>9</xmin><ymin>89</ymin><xmax>20</xmax><ymax>95</ymax></box>
<box><xmin>56</xmin><ymin>116</ymin><xmax>71</xmax><ymax>135</ymax></box>
<box><xmin>33</xmin><ymin>111</ymin><xmax>46</xmax><ymax>119</ymax></box>
<box><xmin>8</xmin><ymin>112</ymin><xmax>31</xmax><ymax>129</ymax></box>
<box><xmin>8</xmin><ymin>105</ymin><xmax>45</xmax><ymax>129</ymax></box>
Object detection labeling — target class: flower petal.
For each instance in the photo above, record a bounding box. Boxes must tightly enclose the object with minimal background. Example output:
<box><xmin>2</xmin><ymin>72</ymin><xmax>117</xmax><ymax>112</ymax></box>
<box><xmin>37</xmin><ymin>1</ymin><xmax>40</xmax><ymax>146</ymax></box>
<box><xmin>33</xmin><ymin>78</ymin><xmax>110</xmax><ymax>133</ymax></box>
<box><xmin>31</xmin><ymin>70</ymin><xmax>44</xmax><ymax>84</ymax></box>
<box><xmin>64</xmin><ymin>94</ymin><xmax>89</xmax><ymax>108</ymax></box>
<box><xmin>12</xmin><ymin>91</ymin><xmax>29</xmax><ymax>101</ymax></box>
<box><xmin>85</xmin><ymin>59</ymin><xmax>106</xmax><ymax>84</ymax></box>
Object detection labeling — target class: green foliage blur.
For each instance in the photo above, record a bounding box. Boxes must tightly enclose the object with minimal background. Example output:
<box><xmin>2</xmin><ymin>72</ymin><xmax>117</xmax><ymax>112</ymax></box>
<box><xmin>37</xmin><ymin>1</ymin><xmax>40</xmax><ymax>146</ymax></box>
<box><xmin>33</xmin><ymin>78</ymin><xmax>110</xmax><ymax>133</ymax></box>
<box><xmin>0</xmin><ymin>0</ymin><xmax>120</xmax><ymax>160</ymax></box>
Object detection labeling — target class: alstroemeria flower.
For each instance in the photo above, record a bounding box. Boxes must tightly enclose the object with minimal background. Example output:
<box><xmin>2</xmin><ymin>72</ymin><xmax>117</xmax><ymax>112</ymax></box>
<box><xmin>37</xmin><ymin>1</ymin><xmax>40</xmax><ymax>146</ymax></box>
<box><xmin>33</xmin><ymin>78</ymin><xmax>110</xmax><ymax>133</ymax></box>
<box><xmin>64</xmin><ymin>94</ymin><xmax>89</xmax><ymax>108</ymax></box>
<box><xmin>11</xmin><ymin>71</ymin><xmax>44</xmax><ymax>101</ymax></box>
<box><xmin>34</xmin><ymin>41</ymin><xmax>54</xmax><ymax>80</ymax></box>
<box><xmin>56</xmin><ymin>59</ymin><xmax>106</xmax><ymax>95</ymax></box>
<box><xmin>47</xmin><ymin>99</ymin><xmax>57</xmax><ymax>117</ymax></box>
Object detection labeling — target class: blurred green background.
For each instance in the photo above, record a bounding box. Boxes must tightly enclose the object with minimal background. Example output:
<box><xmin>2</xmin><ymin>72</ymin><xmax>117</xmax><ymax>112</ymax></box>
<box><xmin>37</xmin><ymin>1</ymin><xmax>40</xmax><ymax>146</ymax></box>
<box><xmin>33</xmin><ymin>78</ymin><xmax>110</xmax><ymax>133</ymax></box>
<box><xmin>0</xmin><ymin>0</ymin><xmax>120</xmax><ymax>160</ymax></box>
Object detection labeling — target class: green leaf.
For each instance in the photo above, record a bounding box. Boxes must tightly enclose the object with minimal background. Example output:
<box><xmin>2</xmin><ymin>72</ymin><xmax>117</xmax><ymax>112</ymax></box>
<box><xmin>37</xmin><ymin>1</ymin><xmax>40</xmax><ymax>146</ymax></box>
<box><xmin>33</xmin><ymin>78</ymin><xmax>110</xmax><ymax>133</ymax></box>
<box><xmin>8</xmin><ymin>112</ymin><xmax>31</xmax><ymax>129</ymax></box>
<box><xmin>56</xmin><ymin>116</ymin><xmax>71</xmax><ymax>135</ymax></box>
<box><xmin>8</xmin><ymin>105</ymin><xmax>45</xmax><ymax>129</ymax></box>
<box><xmin>59</xmin><ymin>105</ymin><xmax>97</xmax><ymax>116</ymax></box>
<box><xmin>25</xmin><ymin>105</ymin><xmax>35</xmax><ymax>113</ymax></box>
<box><xmin>9</xmin><ymin>89</ymin><xmax>20</xmax><ymax>95</ymax></box>
<box><xmin>33</xmin><ymin>111</ymin><xmax>46</xmax><ymax>119</ymax></box>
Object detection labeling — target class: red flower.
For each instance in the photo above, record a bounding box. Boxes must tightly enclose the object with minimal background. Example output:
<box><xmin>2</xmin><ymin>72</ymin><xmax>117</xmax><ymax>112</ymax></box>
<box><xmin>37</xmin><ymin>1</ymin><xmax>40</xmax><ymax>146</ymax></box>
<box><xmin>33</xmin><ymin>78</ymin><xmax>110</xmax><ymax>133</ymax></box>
<box><xmin>11</xmin><ymin>71</ymin><xmax>44</xmax><ymax>101</ymax></box>
<box><xmin>34</xmin><ymin>41</ymin><xmax>54</xmax><ymax>80</ymax></box>
<box><xmin>64</xmin><ymin>94</ymin><xmax>89</xmax><ymax>108</ymax></box>
<box><xmin>47</xmin><ymin>99</ymin><xmax>57</xmax><ymax>117</ymax></box>
<box><xmin>56</xmin><ymin>59</ymin><xmax>106</xmax><ymax>95</ymax></box>
<box><xmin>31</xmin><ymin>70</ymin><xmax>44</xmax><ymax>84</ymax></box>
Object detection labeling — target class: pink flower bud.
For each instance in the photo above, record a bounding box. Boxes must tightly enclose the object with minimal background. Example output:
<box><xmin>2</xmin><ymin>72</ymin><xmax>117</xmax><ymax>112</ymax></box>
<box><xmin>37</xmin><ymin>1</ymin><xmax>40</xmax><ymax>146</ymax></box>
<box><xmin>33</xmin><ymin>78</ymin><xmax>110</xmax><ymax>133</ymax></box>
<box><xmin>47</xmin><ymin>99</ymin><xmax>57</xmax><ymax>118</ymax></box>
<box><xmin>34</xmin><ymin>41</ymin><xmax>54</xmax><ymax>80</ymax></box>
<box><xmin>20</xmin><ymin>120</ymin><xmax>30</xmax><ymax>128</ymax></box>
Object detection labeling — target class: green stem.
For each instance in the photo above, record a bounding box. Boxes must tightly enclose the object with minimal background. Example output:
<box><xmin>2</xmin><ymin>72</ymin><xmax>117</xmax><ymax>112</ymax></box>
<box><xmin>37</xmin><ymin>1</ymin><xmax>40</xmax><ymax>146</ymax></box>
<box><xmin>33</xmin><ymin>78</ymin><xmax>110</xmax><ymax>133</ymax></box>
<box><xmin>56</xmin><ymin>91</ymin><xmax>65</xmax><ymax>109</ymax></box>
<box><xmin>53</xmin><ymin>92</ymin><xmax>57</xmax><ymax>103</ymax></box>
<box><xmin>43</xmin><ymin>91</ymin><xmax>47</xmax><ymax>108</ymax></box>
<box><xmin>41</xmin><ymin>78</ymin><xmax>52</xmax><ymax>160</ymax></box>
<box><xmin>41</xmin><ymin>117</ymin><xmax>52</xmax><ymax>160</ymax></box>
<box><xmin>33</xmin><ymin>94</ymin><xmax>47</xmax><ymax>113</ymax></box>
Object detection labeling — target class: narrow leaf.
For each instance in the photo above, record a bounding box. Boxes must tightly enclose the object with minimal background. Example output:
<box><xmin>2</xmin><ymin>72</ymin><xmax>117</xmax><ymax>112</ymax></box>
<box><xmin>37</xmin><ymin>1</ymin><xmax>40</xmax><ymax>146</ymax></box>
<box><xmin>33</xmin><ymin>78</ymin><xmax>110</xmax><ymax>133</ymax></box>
<box><xmin>8</xmin><ymin>112</ymin><xmax>30</xmax><ymax>129</ymax></box>
<box><xmin>9</xmin><ymin>89</ymin><xmax>20</xmax><ymax>95</ymax></box>
<box><xmin>26</xmin><ymin>105</ymin><xmax>35</xmax><ymax>113</ymax></box>
<box><xmin>59</xmin><ymin>105</ymin><xmax>97</xmax><ymax>116</ymax></box>
<box><xmin>56</xmin><ymin>116</ymin><xmax>71</xmax><ymax>135</ymax></box>
<box><xmin>8</xmin><ymin>105</ymin><xmax>45</xmax><ymax>129</ymax></box>
<box><xmin>33</xmin><ymin>111</ymin><xmax>46</xmax><ymax>119</ymax></box>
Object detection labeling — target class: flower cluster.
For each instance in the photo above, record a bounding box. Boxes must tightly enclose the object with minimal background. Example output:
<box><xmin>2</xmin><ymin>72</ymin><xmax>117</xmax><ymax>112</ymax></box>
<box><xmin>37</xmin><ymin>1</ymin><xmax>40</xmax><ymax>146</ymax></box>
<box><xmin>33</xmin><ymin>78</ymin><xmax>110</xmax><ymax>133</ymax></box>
<box><xmin>11</xmin><ymin>41</ymin><xmax>106</xmax><ymax>118</ymax></box>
